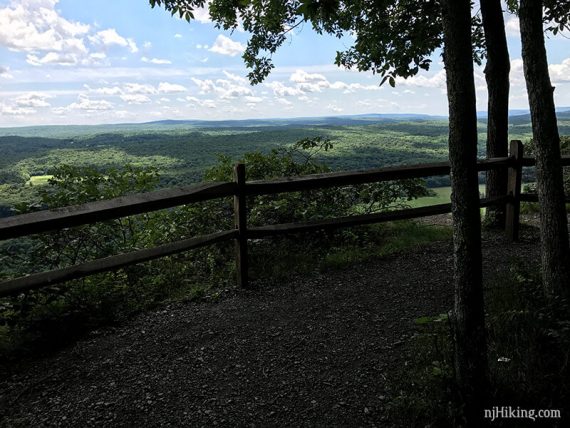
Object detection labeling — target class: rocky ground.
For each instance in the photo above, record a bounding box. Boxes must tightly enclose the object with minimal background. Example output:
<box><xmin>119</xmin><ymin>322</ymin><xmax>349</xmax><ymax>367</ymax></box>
<box><xmin>0</xmin><ymin>220</ymin><xmax>542</xmax><ymax>427</ymax></box>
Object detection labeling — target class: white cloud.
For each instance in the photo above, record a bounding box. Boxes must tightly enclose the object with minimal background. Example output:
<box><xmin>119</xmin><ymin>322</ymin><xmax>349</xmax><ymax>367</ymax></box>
<box><xmin>88</xmin><ymin>85</ymin><xmax>122</xmax><ymax>95</ymax></box>
<box><xmin>245</xmin><ymin>96</ymin><xmax>263</xmax><ymax>104</ymax></box>
<box><xmin>191</xmin><ymin>77</ymin><xmax>216</xmax><ymax>93</ymax></box>
<box><xmin>265</xmin><ymin>81</ymin><xmax>304</xmax><ymax>97</ymax></box>
<box><xmin>397</xmin><ymin>69</ymin><xmax>446</xmax><ymax>89</ymax></box>
<box><xmin>0</xmin><ymin>65</ymin><xmax>13</xmax><ymax>79</ymax></box>
<box><xmin>26</xmin><ymin>51</ymin><xmax>81</xmax><ymax>66</ymax></box>
<box><xmin>510</xmin><ymin>59</ymin><xmax>525</xmax><ymax>86</ymax></box>
<box><xmin>86</xmin><ymin>81</ymin><xmax>186</xmax><ymax>98</ymax></box>
<box><xmin>127</xmin><ymin>39</ymin><xmax>138</xmax><ymax>53</ymax></box>
<box><xmin>290</xmin><ymin>70</ymin><xmax>330</xmax><ymax>92</ymax></box>
<box><xmin>202</xmin><ymin>99</ymin><xmax>216</xmax><ymax>108</ymax></box>
<box><xmin>550</xmin><ymin>58</ymin><xmax>570</xmax><ymax>83</ymax></box>
<box><xmin>217</xmin><ymin>81</ymin><xmax>253</xmax><ymax>98</ymax></box>
<box><xmin>124</xmin><ymin>83</ymin><xmax>158</xmax><ymax>95</ymax></box>
<box><xmin>327</xmin><ymin>104</ymin><xmax>343</xmax><ymax>113</ymax></box>
<box><xmin>329</xmin><ymin>81</ymin><xmax>349</xmax><ymax>90</ymax></box>
<box><xmin>275</xmin><ymin>97</ymin><xmax>293</xmax><ymax>106</ymax></box>
<box><xmin>290</xmin><ymin>70</ymin><xmax>328</xmax><ymax>84</ymax></box>
<box><xmin>185</xmin><ymin>96</ymin><xmax>216</xmax><ymax>109</ymax></box>
<box><xmin>143</xmin><ymin>41</ymin><xmax>152</xmax><ymax>49</ymax></box>
<box><xmin>191</xmin><ymin>76</ymin><xmax>252</xmax><ymax>99</ymax></box>
<box><xmin>267</xmin><ymin>70</ymin><xmax>382</xmax><ymax>97</ymax></box>
<box><xmin>0</xmin><ymin>0</ymin><xmax>141</xmax><ymax>66</ymax></box>
<box><xmin>209</xmin><ymin>35</ymin><xmax>244</xmax><ymax>57</ymax></box>
<box><xmin>158</xmin><ymin>82</ymin><xmax>187</xmax><ymax>93</ymax></box>
<box><xmin>15</xmin><ymin>92</ymin><xmax>52</xmax><ymax>107</ymax></box>
<box><xmin>142</xmin><ymin>56</ymin><xmax>172</xmax><ymax>65</ymax></box>
<box><xmin>90</xmin><ymin>29</ymin><xmax>123</xmax><ymax>46</ymax></box>
<box><xmin>0</xmin><ymin>103</ymin><xmax>36</xmax><ymax>116</ymax></box>
<box><xmin>89</xmin><ymin>28</ymin><xmax>138</xmax><ymax>53</ymax></box>
<box><xmin>90</xmin><ymin>52</ymin><xmax>106</xmax><ymax>60</ymax></box>
<box><xmin>223</xmin><ymin>70</ymin><xmax>248</xmax><ymax>84</ymax></box>
<box><xmin>192</xmin><ymin>5</ymin><xmax>212</xmax><ymax>24</ymax></box>
<box><xmin>67</xmin><ymin>94</ymin><xmax>113</xmax><ymax>111</ymax></box>
<box><xmin>174</xmin><ymin>33</ymin><xmax>183</xmax><ymax>39</ymax></box>
<box><xmin>505</xmin><ymin>16</ymin><xmax>520</xmax><ymax>38</ymax></box>
<box><xmin>120</xmin><ymin>94</ymin><xmax>151</xmax><ymax>104</ymax></box>
<box><xmin>0</xmin><ymin>0</ymin><xmax>89</xmax><ymax>54</ymax></box>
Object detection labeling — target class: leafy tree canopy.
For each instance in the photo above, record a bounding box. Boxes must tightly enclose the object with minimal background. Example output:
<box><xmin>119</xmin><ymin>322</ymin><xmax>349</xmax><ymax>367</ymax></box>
<box><xmin>149</xmin><ymin>0</ymin><xmax>485</xmax><ymax>85</ymax></box>
<box><xmin>150</xmin><ymin>0</ymin><xmax>568</xmax><ymax>86</ymax></box>
<box><xmin>506</xmin><ymin>0</ymin><xmax>570</xmax><ymax>35</ymax></box>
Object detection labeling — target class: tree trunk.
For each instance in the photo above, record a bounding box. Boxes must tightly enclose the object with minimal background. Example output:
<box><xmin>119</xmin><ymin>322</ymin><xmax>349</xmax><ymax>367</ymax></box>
<box><xmin>481</xmin><ymin>0</ymin><xmax>510</xmax><ymax>228</ymax></box>
<box><xmin>440</xmin><ymin>0</ymin><xmax>489</xmax><ymax>425</ymax></box>
<box><xmin>519</xmin><ymin>0</ymin><xmax>570</xmax><ymax>294</ymax></box>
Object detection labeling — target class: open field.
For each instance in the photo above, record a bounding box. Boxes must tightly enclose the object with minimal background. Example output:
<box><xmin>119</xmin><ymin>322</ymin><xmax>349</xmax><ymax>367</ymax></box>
<box><xmin>407</xmin><ymin>185</ymin><xmax>487</xmax><ymax>208</ymax></box>
<box><xmin>26</xmin><ymin>175</ymin><xmax>53</xmax><ymax>186</ymax></box>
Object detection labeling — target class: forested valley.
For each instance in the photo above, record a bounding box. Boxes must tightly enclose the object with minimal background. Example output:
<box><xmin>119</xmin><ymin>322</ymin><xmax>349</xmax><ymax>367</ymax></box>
<box><xmin>2</xmin><ymin>112</ymin><xmax>569</xmax><ymax>215</ymax></box>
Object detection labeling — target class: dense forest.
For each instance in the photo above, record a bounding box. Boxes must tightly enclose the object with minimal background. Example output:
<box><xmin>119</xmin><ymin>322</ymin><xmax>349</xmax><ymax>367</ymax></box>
<box><xmin>1</xmin><ymin>113</ymin><xmax>569</xmax><ymax>216</ymax></box>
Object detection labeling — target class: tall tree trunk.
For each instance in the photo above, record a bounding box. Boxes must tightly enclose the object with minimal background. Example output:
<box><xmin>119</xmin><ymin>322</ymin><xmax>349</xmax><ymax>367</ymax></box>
<box><xmin>481</xmin><ymin>0</ymin><xmax>510</xmax><ymax>228</ymax></box>
<box><xmin>441</xmin><ymin>0</ymin><xmax>489</xmax><ymax>425</ymax></box>
<box><xmin>519</xmin><ymin>0</ymin><xmax>570</xmax><ymax>293</ymax></box>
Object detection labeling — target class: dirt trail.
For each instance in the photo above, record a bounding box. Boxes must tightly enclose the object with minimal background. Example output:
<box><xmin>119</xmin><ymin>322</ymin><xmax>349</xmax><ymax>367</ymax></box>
<box><xmin>0</xmin><ymin>226</ymin><xmax>539</xmax><ymax>427</ymax></box>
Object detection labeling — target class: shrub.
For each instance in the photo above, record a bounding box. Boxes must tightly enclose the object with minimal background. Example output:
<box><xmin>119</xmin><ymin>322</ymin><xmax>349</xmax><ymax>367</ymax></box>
<box><xmin>0</xmin><ymin>137</ymin><xmax>433</xmax><ymax>357</ymax></box>
<box><xmin>387</xmin><ymin>261</ymin><xmax>570</xmax><ymax>427</ymax></box>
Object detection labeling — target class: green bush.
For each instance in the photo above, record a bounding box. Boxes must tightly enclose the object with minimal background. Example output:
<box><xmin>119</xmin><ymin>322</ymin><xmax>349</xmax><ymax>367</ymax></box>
<box><xmin>523</xmin><ymin>136</ymin><xmax>570</xmax><ymax>195</ymax></box>
<box><xmin>387</xmin><ymin>262</ymin><xmax>570</xmax><ymax>427</ymax></box>
<box><xmin>205</xmin><ymin>137</ymin><xmax>432</xmax><ymax>225</ymax></box>
<box><xmin>386</xmin><ymin>312</ymin><xmax>460</xmax><ymax>427</ymax></box>
<box><xmin>486</xmin><ymin>262</ymin><xmax>570</xmax><ymax>416</ymax></box>
<box><xmin>0</xmin><ymin>137</ymin><xmax>434</xmax><ymax>357</ymax></box>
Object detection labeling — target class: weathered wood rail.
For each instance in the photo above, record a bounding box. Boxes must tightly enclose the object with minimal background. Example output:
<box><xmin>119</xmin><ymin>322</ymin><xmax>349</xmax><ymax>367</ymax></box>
<box><xmin>0</xmin><ymin>140</ymin><xmax>569</xmax><ymax>295</ymax></box>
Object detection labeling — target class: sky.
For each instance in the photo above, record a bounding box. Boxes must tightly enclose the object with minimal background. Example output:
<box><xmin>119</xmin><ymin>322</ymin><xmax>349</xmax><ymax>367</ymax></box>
<box><xmin>0</xmin><ymin>0</ymin><xmax>569</xmax><ymax>127</ymax></box>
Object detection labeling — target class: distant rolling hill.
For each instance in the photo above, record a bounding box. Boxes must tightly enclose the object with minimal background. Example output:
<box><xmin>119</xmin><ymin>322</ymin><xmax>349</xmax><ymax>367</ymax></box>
<box><xmin>0</xmin><ymin>110</ymin><xmax>568</xmax><ymax>139</ymax></box>
<box><xmin>0</xmin><ymin>114</ymin><xmax>446</xmax><ymax>138</ymax></box>
<box><xmin>145</xmin><ymin>113</ymin><xmax>446</xmax><ymax>127</ymax></box>
<box><xmin>508</xmin><ymin>108</ymin><xmax>570</xmax><ymax>125</ymax></box>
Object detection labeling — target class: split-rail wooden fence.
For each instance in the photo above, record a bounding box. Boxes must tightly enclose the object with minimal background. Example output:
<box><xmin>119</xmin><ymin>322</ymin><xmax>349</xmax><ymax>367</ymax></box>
<box><xmin>1</xmin><ymin>140</ymin><xmax>569</xmax><ymax>296</ymax></box>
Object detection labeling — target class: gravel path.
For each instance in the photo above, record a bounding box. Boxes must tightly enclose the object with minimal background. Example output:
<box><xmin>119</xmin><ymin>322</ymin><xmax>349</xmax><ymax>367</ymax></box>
<box><xmin>0</xmin><ymin>225</ymin><xmax>540</xmax><ymax>427</ymax></box>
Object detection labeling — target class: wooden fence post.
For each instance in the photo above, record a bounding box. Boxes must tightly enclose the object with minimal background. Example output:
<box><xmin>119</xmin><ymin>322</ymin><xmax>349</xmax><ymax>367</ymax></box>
<box><xmin>234</xmin><ymin>163</ymin><xmax>248</xmax><ymax>288</ymax></box>
<box><xmin>505</xmin><ymin>140</ymin><xmax>523</xmax><ymax>241</ymax></box>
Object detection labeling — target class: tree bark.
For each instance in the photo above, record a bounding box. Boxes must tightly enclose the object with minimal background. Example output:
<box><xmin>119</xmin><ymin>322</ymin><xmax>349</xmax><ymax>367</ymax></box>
<box><xmin>440</xmin><ymin>0</ymin><xmax>489</xmax><ymax>425</ymax></box>
<box><xmin>519</xmin><ymin>0</ymin><xmax>570</xmax><ymax>294</ymax></box>
<box><xmin>481</xmin><ymin>0</ymin><xmax>510</xmax><ymax>228</ymax></box>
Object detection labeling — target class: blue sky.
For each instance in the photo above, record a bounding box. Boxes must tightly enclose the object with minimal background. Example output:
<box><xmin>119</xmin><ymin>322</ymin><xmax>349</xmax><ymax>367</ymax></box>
<box><xmin>0</xmin><ymin>0</ymin><xmax>569</xmax><ymax>127</ymax></box>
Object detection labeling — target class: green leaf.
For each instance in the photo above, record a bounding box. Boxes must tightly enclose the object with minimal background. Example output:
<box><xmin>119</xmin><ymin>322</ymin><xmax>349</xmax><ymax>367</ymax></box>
<box><xmin>415</xmin><ymin>316</ymin><xmax>433</xmax><ymax>325</ymax></box>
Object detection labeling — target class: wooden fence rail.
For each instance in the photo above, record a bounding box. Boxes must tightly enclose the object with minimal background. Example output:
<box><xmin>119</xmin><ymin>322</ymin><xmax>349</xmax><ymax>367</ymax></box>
<box><xmin>0</xmin><ymin>230</ymin><xmax>237</xmax><ymax>297</ymax></box>
<box><xmin>0</xmin><ymin>181</ymin><xmax>236</xmax><ymax>241</ymax></box>
<box><xmin>0</xmin><ymin>140</ymin><xmax>569</xmax><ymax>296</ymax></box>
<box><xmin>245</xmin><ymin>157</ymin><xmax>512</xmax><ymax>196</ymax></box>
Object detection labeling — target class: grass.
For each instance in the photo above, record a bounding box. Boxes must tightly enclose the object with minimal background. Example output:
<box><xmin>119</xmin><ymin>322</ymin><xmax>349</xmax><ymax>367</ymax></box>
<box><xmin>408</xmin><ymin>184</ymin><xmax>487</xmax><ymax>208</ymax></box>
<box><xmin>322</xmin><ymin>221</ymin><xmax>452</xmax><ymax>271</ymax></box>
<box><xmin>26</xmin><ymin>175</ymin><xmax>53</xmax><ymax>186</ymax></box>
